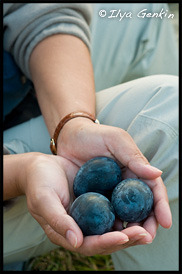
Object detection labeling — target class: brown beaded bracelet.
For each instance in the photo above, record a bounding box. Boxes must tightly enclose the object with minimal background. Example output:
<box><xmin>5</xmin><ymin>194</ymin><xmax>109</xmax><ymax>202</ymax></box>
<box><xmin>50</xmin><ymin>111</ymin><xmax>100</xmax><ymax>155</ymax></box>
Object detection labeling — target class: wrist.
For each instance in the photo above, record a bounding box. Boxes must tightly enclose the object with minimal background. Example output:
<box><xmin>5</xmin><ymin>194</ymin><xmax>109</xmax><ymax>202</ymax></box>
<box><xmin>3</xmin><ymin>152</ymin><xmax>41</xmax><ymax>200</ymax></box>
<box><xmin>50</xmin><ymin>111</ymin><xmax>99</xmax><ymax>155</ymax></box>
<box><xmin>56</xmin><ymin>115</ymin><xmax>101</xmax><ymax>157</ymax></box>
<box><xmin>16</xmin><ymin>152</ymin><xmax>43</xmax><ymax>196</ymax></box>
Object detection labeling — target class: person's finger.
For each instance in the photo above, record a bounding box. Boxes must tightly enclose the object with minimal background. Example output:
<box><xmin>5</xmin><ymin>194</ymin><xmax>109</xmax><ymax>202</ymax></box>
<box><xmin>30</xmin><ymin>188</ymin><xmax>84</xmax><ymax>248</ymax></box>
<box><xmin>75</xmin><ymin>225</ymin><xmax>152</xmax><ymax>256</ymax></box>
<box><xmin>104</xmin><ymin>127</ymin><xmax>162</xmax><ymax>179</ymax></box>
<box><xmin>108</xmin><ymin>226</ymin><xmax>153</xmax><ymax>251</ymax></box>
<box><xmin>126</xmin><ymin>222</ymin><xmax>142</xmax><ymax>228</ymax></box>
<box><xmin>121</xmin><ymin>225</ymin><xmax>152</xmax><ymax>243</ymax></box>
<box><xmin>122</xmin><ymin>167</ymin><xmax>138</xmax><ymax>180</ymax></box>
<box><xmin>98</xmin><ymin>226</ymin><xmax>151</xmax><ymax>254</ymax></box>
<box><xmin>125</xmin><ymin>213</ymin><xmax>158</xmax><ymax>241</ymax></box>
<box><xmin>142</xmin><ymin>211</ymin><xmax>159</xmax><ymax>240</ymax></box>
<box><xmin>144</xmin><ymin>177</ymin><xmax>172</xmax><ymax>228</ymax></box>
<box><xmin>113</xmin><ymin>217</ymin><xmax>124</xmax><ymax>231</ymax></box>
<box><xmin>34</xmin><ymin>220</ymin><xmax>130</xmax><ymax>255</ymax></box>
<box><xmin>127</xmin><ymin>215</ymin><xmax>158</xmax><ymax>246</ymax></box>
<box><xmin>75</xmin><ymin>231</ymin><xmax>130</xmax><ymax>256</ymax></box>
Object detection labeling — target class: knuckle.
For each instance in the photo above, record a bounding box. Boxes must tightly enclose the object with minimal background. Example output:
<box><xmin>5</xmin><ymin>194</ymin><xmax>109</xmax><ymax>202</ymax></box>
<box><xmin>127</xmin><ymin>151</ymin><xmax>148</xmax><ymax>167</ymax></box>
<box><xmin>26</xmin><ymin>192</ymin><xmax>42</xmax><ymax>213</ymax></box>
<box><xmin>132</xmin><ymin>150</ymin><xmax>148</xmax><ymax>163</ymax></box>
<box><xmin>117</xmin><ymin>128</ymin><xmax>129</xmax><ymax>137</ymax></box>
<box><xmin>50</xmin><ymin>216</ymin><xmax>61</xmax><ymax>232</ymax></box>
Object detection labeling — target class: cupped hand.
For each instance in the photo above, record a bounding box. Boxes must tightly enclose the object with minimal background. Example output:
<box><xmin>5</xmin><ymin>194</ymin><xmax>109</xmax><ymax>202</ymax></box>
<box><xmin>55</xmin><ymin>117</ymin><xmax>172</xmax><ymax>254</ymax></box>
<box><xmin>21</xmin><ymin>153</ymin><xmax>83</xmax><ymax>248</ymax></box>
<box><xmin>20</xmin><ymin>153</ymin><xmax>152</xmax><ymax>255</ymax></box>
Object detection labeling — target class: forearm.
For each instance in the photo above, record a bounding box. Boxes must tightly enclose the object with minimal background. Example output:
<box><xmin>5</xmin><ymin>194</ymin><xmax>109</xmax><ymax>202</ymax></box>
<box><xmin>29</xmin><ymin>34</ymin><xmax>96</xmax><ymax>136</ymax></box>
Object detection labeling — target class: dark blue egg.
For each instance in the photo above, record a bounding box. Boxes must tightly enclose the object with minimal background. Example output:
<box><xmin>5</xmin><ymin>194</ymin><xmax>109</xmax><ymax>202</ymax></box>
<box><xmin>70</xmin><ymin>192</ymin><xmax>115</xmax><ymax>236</ymax></box>
<box><xmin>111</xmin><ymin>178</ymin><xmax>153</xmax><ymax>223</ymax></box>
<box><xmin>73</xmin><ymin>157</ymin><xmax>122</xmax><ymax>198</ymax></box>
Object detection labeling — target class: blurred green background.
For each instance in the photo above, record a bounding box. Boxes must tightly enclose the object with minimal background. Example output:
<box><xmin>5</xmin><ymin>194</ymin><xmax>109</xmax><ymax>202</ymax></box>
<box><xmin>29</xmin><ymin>247</ymin><xmax>114</xmax><ymax>271</ymax></box>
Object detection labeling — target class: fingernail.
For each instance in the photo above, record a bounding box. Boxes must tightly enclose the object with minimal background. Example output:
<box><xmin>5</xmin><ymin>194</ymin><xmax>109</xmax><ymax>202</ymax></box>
<box><xmin>117</xmin><ymin>238</ymin><xmax>129</xmax><ymax>245</ymax></box>
<box><xmin>138</xmin><ymin>233</ymin><xmax>148</xmax><ymax>237</ymax></box>
<box><xmin>123</xmin><ymin>238</ymin><xmax>129</xmax><ymax>242</ymax></box>
<box><xmin>66</xmin><ymin>230</ymin><xmax>78</xmax><ymax>248</ymax></box>
<box><xmin>146</xmin><ymin>241</ymin><xmax>152</xmax><ymax>244</ymax></box>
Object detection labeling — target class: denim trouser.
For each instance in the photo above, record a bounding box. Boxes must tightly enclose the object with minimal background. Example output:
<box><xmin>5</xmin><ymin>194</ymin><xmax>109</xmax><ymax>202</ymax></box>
<box><xmin>3</xmin><ymin>3</ymin><xmax>179</xmax><ymax>271</ymax></box>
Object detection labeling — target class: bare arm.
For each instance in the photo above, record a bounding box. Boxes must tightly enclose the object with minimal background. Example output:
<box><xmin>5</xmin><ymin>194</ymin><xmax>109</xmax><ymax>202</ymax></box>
<box><xmin>29</xmin><ymin>34</ymin><xmax>96</xmax><ymax>136</ymax></box>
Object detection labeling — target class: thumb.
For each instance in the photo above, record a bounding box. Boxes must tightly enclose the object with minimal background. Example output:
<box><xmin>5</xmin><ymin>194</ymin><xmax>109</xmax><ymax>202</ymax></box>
<box><xmin>31</xmin><ymin>190</ymin><xmax>83</xmax><ymax>249</ymax></box>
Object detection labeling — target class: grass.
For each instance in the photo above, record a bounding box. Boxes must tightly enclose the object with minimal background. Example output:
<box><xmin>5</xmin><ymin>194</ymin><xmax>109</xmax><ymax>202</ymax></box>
<box><xmin>29</xmin><ymin>247</ymin><xmax>115</xmax><ymax>271</ymax></box>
